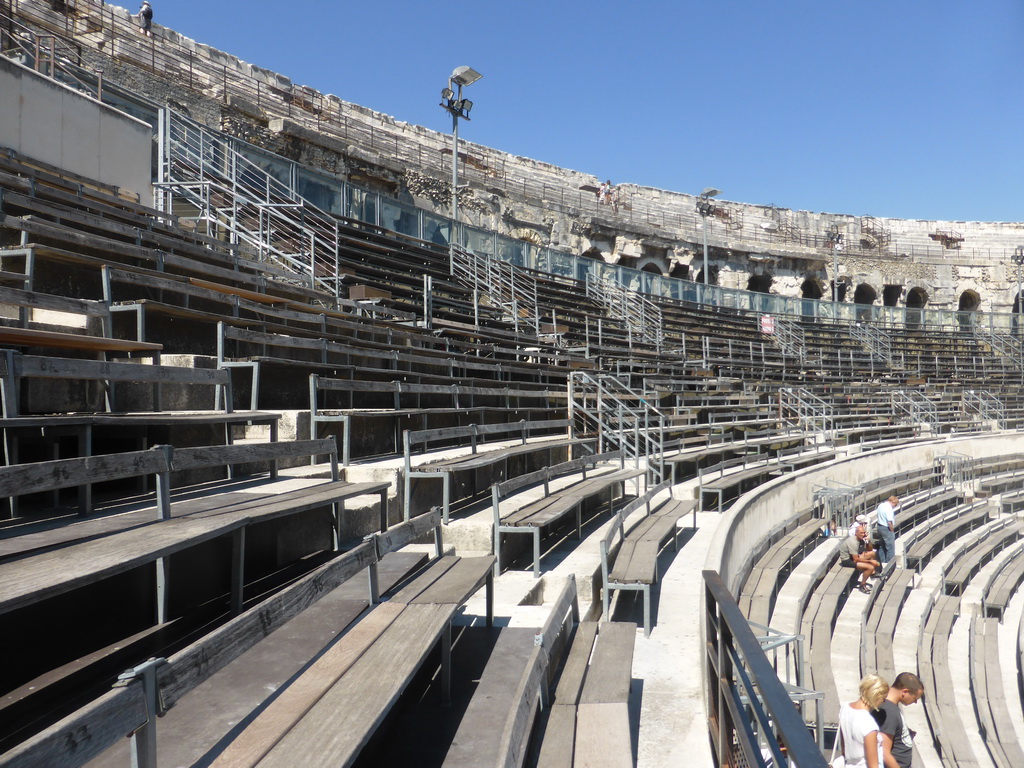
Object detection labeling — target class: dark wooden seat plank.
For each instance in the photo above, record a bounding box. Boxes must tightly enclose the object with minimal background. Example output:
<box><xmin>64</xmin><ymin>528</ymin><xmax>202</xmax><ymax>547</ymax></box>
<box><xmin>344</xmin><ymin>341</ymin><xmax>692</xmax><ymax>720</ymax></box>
<box><xmin>403</xmin><ymin>556</ymin><xmax>493</xmax><ymax>606</ymax></box>
<box><xmin>579</xmin><ymin>622</ymin><xmax>635</xmax><ymax>705</ymax></box>
<box><xmin>256</xmin><ymin>602</ymin><xmax>452</xmax><ymax>767</ymax></box>
<box><xmin>554</xmin><ymin>621</ymin><xmax>599</xmax><ymax>705</ymax></box>
<box><xmin>535</xmin><ymin>703</ymin><xmax>576</xmax><ymax>768</ymax></box>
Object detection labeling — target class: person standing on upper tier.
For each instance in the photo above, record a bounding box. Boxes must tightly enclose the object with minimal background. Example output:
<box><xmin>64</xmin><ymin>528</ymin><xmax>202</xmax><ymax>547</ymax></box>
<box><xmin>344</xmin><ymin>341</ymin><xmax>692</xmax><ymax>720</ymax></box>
<box><xmin>875</xmin><ymin>495</ymin><xmax>899</xmax><ymax>566</ymax></box>
<box><xmin>138</xmin><ymin>1</ymin><xmax>153</xmax><ymax>37</ymax></box>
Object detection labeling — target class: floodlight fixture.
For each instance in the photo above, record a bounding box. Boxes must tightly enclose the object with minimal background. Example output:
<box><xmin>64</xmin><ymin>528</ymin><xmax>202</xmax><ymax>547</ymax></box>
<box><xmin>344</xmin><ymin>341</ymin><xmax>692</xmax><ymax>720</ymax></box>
<box><xmin>451</xmin><ymin>66</ymin><xmax>483</xmax><ymax>87</ymax></box>
<box><xmin>439</xmin><ymin>66</ymin><xmax>482</xmax><ymax>230</ymax></box>
<box><xmin>701</xmin><ymin>187</ymin><xmax>722</xmax><ymax>199</ymax></box>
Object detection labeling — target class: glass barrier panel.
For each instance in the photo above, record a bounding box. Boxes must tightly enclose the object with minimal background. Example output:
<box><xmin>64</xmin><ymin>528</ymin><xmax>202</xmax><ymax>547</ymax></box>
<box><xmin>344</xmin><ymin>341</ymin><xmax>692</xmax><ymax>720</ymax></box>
<box><xmin>498</xmin><ymin>237</ymin><xmax>526</xmax><ymax>267</ymax></box>
<box><xmin>465</xmin><ymin>227</ymin><xmax>495</xmax><ymax>256</ymax></box>
<box><xmin>381</xmin><ymin>199</ymin><xmax>418</xmax><ymax>239</ymax></box>
<box><xmin>296</xmin><ymin>169</ymin><xmax>342</xmax><ymax>215</ymax></box>
<box><xmin>422</xmin><ymin>213</ymin><xmax>451</xmax><ymax>247</ymax></box>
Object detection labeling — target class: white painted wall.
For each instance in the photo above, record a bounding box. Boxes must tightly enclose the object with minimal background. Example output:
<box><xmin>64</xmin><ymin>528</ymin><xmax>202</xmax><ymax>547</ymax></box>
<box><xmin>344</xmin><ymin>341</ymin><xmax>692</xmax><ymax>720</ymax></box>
<box><xmin>0</xmin><ymin>56</ymin><xmax>152</xmax><ymax>205</ymax></box>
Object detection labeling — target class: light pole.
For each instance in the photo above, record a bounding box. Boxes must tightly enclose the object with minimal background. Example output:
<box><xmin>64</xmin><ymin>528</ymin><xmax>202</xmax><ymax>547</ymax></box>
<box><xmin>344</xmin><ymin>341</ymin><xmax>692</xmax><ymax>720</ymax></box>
<box><xmin>825</xmin><ymin>225</ymin><xmax>845</xmax><ymax>303</ymax></box>
<box><xmin>439</xmin><ymin>66</ymin><xmax>482</xmax><ymax>243</ymax></box>
<box><xmin>1013</xmin><ymin>246</ymin><xmax>1024</xmax><ymax>335</ymax></box>
<box><xmin>696</xmin><ymin>187</ymin><xmax>721</xmax><ymax>288</ymax></box>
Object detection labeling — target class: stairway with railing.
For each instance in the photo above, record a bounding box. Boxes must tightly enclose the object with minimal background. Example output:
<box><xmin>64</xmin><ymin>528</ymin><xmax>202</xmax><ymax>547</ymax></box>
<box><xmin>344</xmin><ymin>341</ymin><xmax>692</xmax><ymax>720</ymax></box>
<box><xmin>891</xmin><ymin>388</ymin><xmax>940</xmax><ymax>433</ymax></box>
<box><xmin>850</xmin><ymin>322</ymin><xmax>897</xmax><ymax>369</ymax></box>
<box><xmin>974</xmin><ymin>327</ymin><xmax>1024</xmax><ymax>373</ymax></box>
<box><xmin>961</xmin><ymin>390</ymin><xmax>1008</xmax><ymax>429</ymax></box>
<box><xmin>778</xmin><ymin>388</ymin><xmax>835</xmax><ymax>438</ymax></box>
<box><xmin>157</xmin><ymin>109</ymin><xmax>347</xmax><ymax>296</ymax></box>
<box><xmin>450</xmin><ymin>244</ymin><xmax>540</xmax><ymax>336</ymax></box>
<box><xmin>773</xmin><ymin>318</ymin><xmax>807</xmax><ymax>365</ymax></box>
<box><xmin>568</xmin><ymin>371</ymin><xmax>664</xmax><ymax>484</ymax></box>
<box><xmin>585</xmin><ymin>274</ymin><xmax>663</xmax><ymax>352</ymax></box>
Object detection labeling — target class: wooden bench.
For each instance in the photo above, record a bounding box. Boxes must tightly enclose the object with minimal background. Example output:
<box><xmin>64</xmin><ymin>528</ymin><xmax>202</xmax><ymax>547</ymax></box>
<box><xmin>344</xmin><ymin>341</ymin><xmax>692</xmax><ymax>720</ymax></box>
<box><xmin>942</xmin><ymin>518</ymin><xmax>1023</xmax><ymax>597</ymax></box>
<box><xmin>982</xmin><ymin>543</ymin><xmax>1024</xmax><ymax>619</ymax></box>
<box><xmin>699</xmin><ymin>445</ymin><xmax>835</xmax><ymax>513</ymax></box>
<box><xmin>0</xmin><ymin>350</ymin><xmax>227</xmax><ymax>417</ymax></box>
<box><xmin>205</xmin><ymin>554</ymin><xmax>495</xmax><ymax>767</ymax></box>
<box><xmin>918</xmin><ymin>594</ymin><xmax>981</xmax><ymax>766</ymax></box>
<box><xmin>739</xmin><ymin>515</ymin><xmax>825</xmax><ymax>626</ymax></box>
<box><xmin>0</xmin><ymin>510</ymin><xmax>444</xmax><ymax>768</ymax></box>
<box><xmin>970</xmin><ymin>613</ymin><xmax>1024</xmax><ymax>768</ymax></box>
<box><xmin>599</xmin><ymin>480</ymin><xmax>695</xmax><ymax>636</ymax></box>
<box><xmin>535</xmin><ymin>620</ymin><xmax>636</xmax><ymax>767</ymax></box>
<box><xmin>0</xmin><ymin>438</ymin><xmax>390</xmax><ymax>623</ymax></box>
<box><xmin>493</xmin><ymin>451</ymin><xmax>647</xmax><ymax>577</ymax></box>
<box><xmin>404</xmin><ymin>418</ymin><xmax>585</xmax><ymax>522</ymax></box>
<box><xmin>442</xmin><ymin>575</ymin><xmax>579</xmax><ymax>767</ymax></box>
<box><xmin>310</xmin><ymin>374</ymin><xmax>566</xmax><ymax>466</ymax></box>
<box><xmin>903</xmin><ymin>500</ymin><xmax>990</xmax><ymax>574</ymax></box>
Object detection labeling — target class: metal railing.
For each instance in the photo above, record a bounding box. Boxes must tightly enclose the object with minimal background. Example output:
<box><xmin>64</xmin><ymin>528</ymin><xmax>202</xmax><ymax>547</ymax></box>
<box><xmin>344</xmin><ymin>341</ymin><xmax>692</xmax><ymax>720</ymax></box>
<box><xmin>704</xmin><ymin>570</ymin><xmax>827</xmax><ymax>768</ymax></box>
<box><xmin>157</xmin><ymin>109</ymin><xmax>345</xmax><ymax>295</ymax></box>
<box><xmin>961</xmin><ymin>390</ymin><xmax>1007</xmax><ymax>429</ymax></box>
<box><xmin>779</xmin><ymin>388</ymin><xmax>835</xmax><ymax>437</ymax></box>
<box><xmin>891</xmin><ymin>389</ymin><xmax>939</xmax><ymax>433</ymax></box>
<box><xmin>774</xmin><ymin>318</ymin><xmax>806</xmax><ymax>363</ymax></box>
<box><xmin>585</xmin><ymin>273</ymin><xmax>663</xmax><ymax>351</ymax></box>
<box><xmin>974</xmin><ymin>327</ymin><xmax>1024</xmax><ymax>372</ymax></box>
<box><xmin>449</xmin><ymin>243</ymin><xmax>540</xmax><ymax>336</ymax></box>
<box><xmin>850</xmin><ymin>322</ymin><xmax>895</xmax><ymax>368</ymax></box>
<box><xmin>568</xmin><ymin>371</ymin><xmax>664</xmax><ymax>483</ymax></box>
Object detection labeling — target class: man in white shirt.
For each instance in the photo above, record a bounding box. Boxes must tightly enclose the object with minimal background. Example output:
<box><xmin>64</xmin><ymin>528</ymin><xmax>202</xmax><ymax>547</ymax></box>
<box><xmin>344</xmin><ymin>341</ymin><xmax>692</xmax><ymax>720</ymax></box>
<box><xmin>875</xmin><ymin>495</ymin><xmax>899</xmax><ymax>566</ymax></box>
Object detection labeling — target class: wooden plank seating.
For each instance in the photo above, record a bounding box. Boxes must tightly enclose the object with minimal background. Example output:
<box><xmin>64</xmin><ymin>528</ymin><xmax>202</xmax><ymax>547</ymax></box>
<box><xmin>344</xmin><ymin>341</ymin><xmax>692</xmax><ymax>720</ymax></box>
<box><xmin>859</xmin><ymin>568</ymin><xmax>914</xmax><ymax>681</ymax></box>
<box><xmin>205</xmin><ymin>554</ymin><xmax>494</xmax><ymax>767</ymax></box>
<box><xmin>971</xmin><ymin>614</ymin><xmax>1024</xmax><ymax>768</ymax></box>
<box><xmin>599</xmin><ymin>480</ymin><xmax>696</xmax><ymax>636</ymax></box>
<box><xmin>698</xmin><ymin>444</ymin><xmax>835</xmax><ymax>513</ymax></box>
<box><xmin>0</xmin><ymin>438</ymin><xmax>390</xmax><ymax>623</ymax></box>
<box><xmin>442</xmin><ymin>575</ymin><xmax>580</xmax><ymax>768</ymax></box>
<box><xmin>493</xmin><ymin>451</ymin><xmax>647</xmax><ymax>577</ymax></box>
<box><xmin>404</xmin><ymin>418</ymin><xmax>587</xmax><ymax>523</ymax></box>
<box><xmin>903</xmin><ymin>500</ymin><xmax>990</xmax><ymax>574</ymax></box>
<box><xmin>942</xmin><ymin>518</ymin><xmax>1024</xmax><ymax>597</ymax></box>
<box><xmin>982</xmin><ymin>543</ymin><xmax>1024</xmax><ymax>619</ymax></box>
<box><xmin>0</xmin><ymin>510</ymin><xmax>443</xmax><ymax>768</ymax></box>
<box><xmin>918</xmin><ymin>594</ymin><xmax>982</xmax><ymax>767</ymax></box>
<box><xmin>0</xmin><ymin>351</ymin><xmax>225</xmax><ymax>418</ymax></box>
<box><xmin>799</xmin><ymin>557</ymin><xmax>856</xmax><ymax>728</ymax></box>
<box><xmin>739</xmin><ymin>515</ymin><xmax>825</xmax><ymax>627</ymax></box>
<box><xmin>311</xmin><ymin>374</ymin><xmax>566</xmax><ymax>466</ymax></box>
<box><xmin>535</xmin><ymin>620</ymin><xmax>636</xmax><ymax>767</ymax></box>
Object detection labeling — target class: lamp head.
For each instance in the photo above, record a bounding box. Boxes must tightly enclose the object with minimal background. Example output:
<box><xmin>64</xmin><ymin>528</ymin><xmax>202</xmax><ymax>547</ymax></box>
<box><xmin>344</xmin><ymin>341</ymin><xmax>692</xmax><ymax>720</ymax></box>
<box><xmin>451</xmin><ymin>66</ymin><xmax>483</xmax><ymax>87</ymax></box>
<box><xmin>701</xmin><ymin>187</ymin><xmax>722</xmax><ymax>198</ymax></box>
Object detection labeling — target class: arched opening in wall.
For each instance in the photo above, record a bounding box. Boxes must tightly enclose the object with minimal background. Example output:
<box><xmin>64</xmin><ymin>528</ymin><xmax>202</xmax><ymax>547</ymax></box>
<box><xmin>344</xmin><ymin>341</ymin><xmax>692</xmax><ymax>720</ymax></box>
<box><xmin>853</xmin><ymin>283</ymin><xmax>877</xmax><ymax>322</ymax></box>
<box><xmin>801</xmin><ymin>279</ymin><xmax>823</xmax><ymax>300</ymax></box>
<box><xmin>800</xmin><ymin>278</ymin><xmax>823</xmax><ymax>321</ymax></box>
<box><xmin>669</xmin><ymin>263</ymin><xmax>690</xmax><ymax>280</ymax></box>
<box><xmin>640</xmin><ymin>263</ymin><xmax>664</xmax><ymax>275</ymax></box>
<box><xmin>1013</xmin><ymin>290</ymin><xmax>1024</xmax><ymax>335</ymax></box>
<box><xmin>882</xmin><ymin>285</ymin><xmax>902</xmax><ymax>307</ymax></box>
<box><xmin>695</xmin><ymin>266</ymin><xmax>719</xmax><ymax>286</ymax></box>
<box><xmin>906</xmin><ymin>287</ymin><xmax>928</xmax><ymax>329</ymax></box>
<box><xmin>958</xmin><ymin>290</ymin><xmax>981</xmax><ymax>329</ymax></box>
<box><xmin>747</xmin><ymin>274</ymin><xmax>773</xmax><ymax>293</ymax></box>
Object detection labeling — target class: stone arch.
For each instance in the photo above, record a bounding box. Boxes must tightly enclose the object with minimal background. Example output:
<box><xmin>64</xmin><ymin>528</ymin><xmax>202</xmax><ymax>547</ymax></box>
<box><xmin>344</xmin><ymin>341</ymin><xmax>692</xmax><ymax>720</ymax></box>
<box><xmin>695</xmin><ymin>266</ymin><xmax>719</xmax><ymax>286</ymax></box>
<box><xmin>853</xmin><ymin>283</ymin><xmax>877</xmax><ymax>305</ymax></box>
<box><xmin>669</xmin><ymin>263</ymin><xmax>690</xmax><ymax>280</ymax></box>
<box><xmin>906</xmin><ymin>286</ymin><xmax>928</xmax><ymax>329</ymax></box>
<box><xmin>800</xmin><ymin>278</ymin><xmax>823</xmax><ymax>300</ymax></box>
<box><xmin>906</xmin><ymin>287</ymin><xmax>928</xmax><ymax>309</ymax></box>
<box><xmin>747</xmin><ymin>274</ymin><xmax>773</xmax><ymax>294</ymax></box>
<box><xmin>958</xmin><ymin>290</ymin><xmax>981</xmax><ymax>312</ymax></box>
<box><xmin>853</xmin><ymin>283</ymin><xmax>877</xmax><ymax>322</ymax></box>
<box><xmin>958</xmin><ymin>289</ymin><xmax>981</xmax><ymax>329</ymax></box>
<box><xmin>639</xmin><ymin>261</ymin><xmax>664</xmax><ymax>276</ymax></box>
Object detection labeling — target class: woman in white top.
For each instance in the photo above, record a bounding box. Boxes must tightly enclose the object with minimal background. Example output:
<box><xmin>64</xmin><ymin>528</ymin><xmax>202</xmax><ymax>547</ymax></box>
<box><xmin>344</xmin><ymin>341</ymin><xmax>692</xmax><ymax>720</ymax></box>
<box><xmin>837</xmin><ymin>674</ymin><xmax>888</xmax><ymax>768</ymax></box>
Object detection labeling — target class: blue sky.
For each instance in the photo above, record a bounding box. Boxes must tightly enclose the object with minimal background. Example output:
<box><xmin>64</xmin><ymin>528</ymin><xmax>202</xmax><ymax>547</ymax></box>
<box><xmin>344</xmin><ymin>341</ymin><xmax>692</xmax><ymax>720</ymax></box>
<box><xmin>154</xmin><ymin>1</ymin><xmax>1024</xmax><ymax>223</ymax></box>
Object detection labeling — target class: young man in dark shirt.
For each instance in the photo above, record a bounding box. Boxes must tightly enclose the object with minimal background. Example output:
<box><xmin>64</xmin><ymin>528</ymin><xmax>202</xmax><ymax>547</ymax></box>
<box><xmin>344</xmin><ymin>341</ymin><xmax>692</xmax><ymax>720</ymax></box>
<box><xmin>879</xmin><ymin>672</ymin><xmax>924</xmax><ymax>768</ymax></box>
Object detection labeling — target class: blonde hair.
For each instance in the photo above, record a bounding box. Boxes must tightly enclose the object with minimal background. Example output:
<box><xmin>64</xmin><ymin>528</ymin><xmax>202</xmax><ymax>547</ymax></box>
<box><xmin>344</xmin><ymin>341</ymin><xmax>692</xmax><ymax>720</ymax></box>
<box><xmin>859</xmin><ymin>674</ymin><xmax>889</xmax><ymax>709</ymax></box>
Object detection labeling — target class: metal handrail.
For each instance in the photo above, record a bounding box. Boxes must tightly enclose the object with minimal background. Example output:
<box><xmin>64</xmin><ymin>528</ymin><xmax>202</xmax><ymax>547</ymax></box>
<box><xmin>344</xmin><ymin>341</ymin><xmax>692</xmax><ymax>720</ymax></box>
<box><xmin>704</xmin><ymin>570</ymin><xmax>827</xmax><ymax>767</ymax></box>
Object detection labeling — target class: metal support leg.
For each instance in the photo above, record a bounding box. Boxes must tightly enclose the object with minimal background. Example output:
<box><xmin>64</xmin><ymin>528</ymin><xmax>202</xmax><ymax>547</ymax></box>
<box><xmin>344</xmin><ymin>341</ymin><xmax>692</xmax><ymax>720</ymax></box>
<box><xmin>117</xmin><ymin>657</ymin><xmax>167</xmax><ymax>768</ymax></box>
<box><xmin>441</xmin><ymin>622</ymin><xmax>452</xmax><ymax>706</ymax></box>
<box><xmin>155</xmin><ymin>557</ymin><xmax>169</xmax><ymax>625</ymax></box>
<box><xmin>231</xmin><ymin>528</ymin><xmax>245</xmax><ymax>615</ymax></box>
